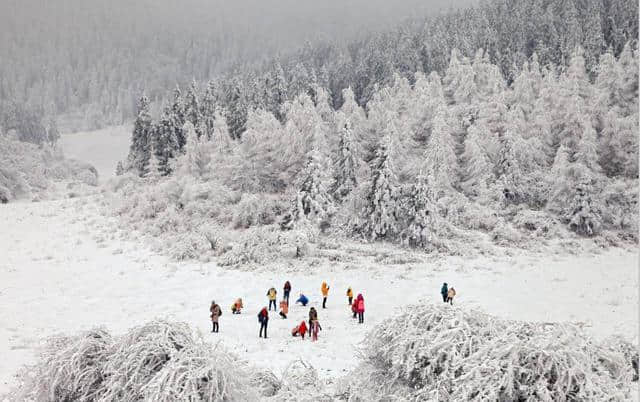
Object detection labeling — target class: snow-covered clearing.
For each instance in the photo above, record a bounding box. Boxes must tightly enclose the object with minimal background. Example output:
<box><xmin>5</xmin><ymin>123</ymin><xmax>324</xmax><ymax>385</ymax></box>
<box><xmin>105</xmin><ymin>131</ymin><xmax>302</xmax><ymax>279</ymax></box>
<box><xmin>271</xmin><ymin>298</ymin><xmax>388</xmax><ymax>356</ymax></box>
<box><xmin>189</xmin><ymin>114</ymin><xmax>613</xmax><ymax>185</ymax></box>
<box><xmin>59</xmin><ymin>125</ymin><xmax>131</xmax><ymax>182</ymax></box>
<box><xmin>0</xmin><ymin>196</ymin><xmax>637</xmax><ymax>394</ymax></box>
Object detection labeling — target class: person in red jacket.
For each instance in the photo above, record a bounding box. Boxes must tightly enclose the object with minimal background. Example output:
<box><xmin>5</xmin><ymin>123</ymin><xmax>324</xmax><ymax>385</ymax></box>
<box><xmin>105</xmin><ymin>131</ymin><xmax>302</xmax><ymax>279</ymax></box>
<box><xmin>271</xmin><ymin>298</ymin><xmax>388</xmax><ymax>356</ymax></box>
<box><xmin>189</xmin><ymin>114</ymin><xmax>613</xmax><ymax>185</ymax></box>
<box><xmin>291</xmin><ymin>320</ymin><xmax>308</xmax><ymax>339</ymax></box>
<box><xmin>351</xmin><ymin>297</ymin><xmax>358</xmax><ymax>319</ymax></box>
<box><xmin>258</xmin><ymin>307</ymin><xmax>269</xmax><ymax>338</ymax></box>
<box><xmin>356</xmin><ymin>294</ymin><xmax>365</xmax><ymax>324</ymax></box>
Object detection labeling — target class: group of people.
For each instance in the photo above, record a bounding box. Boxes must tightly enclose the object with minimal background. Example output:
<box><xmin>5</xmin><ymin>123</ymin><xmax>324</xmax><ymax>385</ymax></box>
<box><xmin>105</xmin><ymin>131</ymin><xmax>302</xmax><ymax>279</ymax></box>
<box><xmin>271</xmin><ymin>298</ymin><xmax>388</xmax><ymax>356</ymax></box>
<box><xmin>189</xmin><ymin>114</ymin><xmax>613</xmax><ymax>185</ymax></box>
<box><xmin>440</xmin><ymin>283</ymin><xmax>456</xmax><ymax>305</ymax></box>
<box><xmin>209</xmin><ymin>280</ymin><xmax>366</xmax><ymax>340</ymax></box>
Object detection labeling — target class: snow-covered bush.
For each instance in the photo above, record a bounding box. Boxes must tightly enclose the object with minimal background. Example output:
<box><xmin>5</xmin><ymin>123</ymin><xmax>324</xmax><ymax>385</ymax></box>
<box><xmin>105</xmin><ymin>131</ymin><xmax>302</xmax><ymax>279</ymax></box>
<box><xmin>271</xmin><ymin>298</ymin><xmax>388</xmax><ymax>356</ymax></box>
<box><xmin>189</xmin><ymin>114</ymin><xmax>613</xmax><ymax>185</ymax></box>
<box><xmin>344</xmin><ymin>304</ymin><xmax>638</xmax><ymax>401</ymax></box>
<box><xmin>512</xmin><ymin>209</ymin><xmax>558</xmax><ymax>236</ymax></box>
<box><xmin>232</xmin><ymin>194</ymin><xmax>286</xmax><ymax>229</ymax></box>
<box><xmin>249</xmin><ymin>368</ymin><xmax>282</xmax><ymax>397</ymax></box>
<box><xmin>10</xmin><ymin>329</ymin><xmax>113</xmax><ymax>402</ymax></box>
<box><xmin>8</xmin><ymin>320</ymin><xmax>260</xmax><ymax>402</ymax></box>
<box><xmin>490</xmin><ymin>219</ymin><xmax>522</xmax><ymax>245</ymax></box>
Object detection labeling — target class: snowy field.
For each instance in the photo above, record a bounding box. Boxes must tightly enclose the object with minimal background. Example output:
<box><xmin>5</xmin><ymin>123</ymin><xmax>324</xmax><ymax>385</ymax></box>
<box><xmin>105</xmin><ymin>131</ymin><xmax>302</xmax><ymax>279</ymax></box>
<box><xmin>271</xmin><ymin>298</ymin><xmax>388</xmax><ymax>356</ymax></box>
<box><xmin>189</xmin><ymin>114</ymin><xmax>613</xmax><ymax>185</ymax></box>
<box><xmin>0</xmin><ymin>196</ymin><xmax>637</xmax><ymax>394</ymax></box>
<box><xmin>59</xmin><ymin>125</ymin><xmax>131</xmax><ymax>182</ymax></box>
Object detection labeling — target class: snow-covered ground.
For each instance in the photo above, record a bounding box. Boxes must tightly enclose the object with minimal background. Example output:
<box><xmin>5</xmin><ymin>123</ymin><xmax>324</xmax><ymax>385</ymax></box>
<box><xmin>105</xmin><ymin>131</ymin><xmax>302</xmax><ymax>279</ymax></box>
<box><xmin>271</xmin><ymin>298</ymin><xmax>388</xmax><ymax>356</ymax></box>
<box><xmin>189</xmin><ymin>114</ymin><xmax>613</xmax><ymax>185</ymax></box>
<box><xmin>59</xmin><ymin>125</ymin><xmax>131</xmax><ymax>182</ymax></box>
<box><xmin>0</xmin><ymin>196</ymin><xmax>638</xmax><ymax>394</ymax></box>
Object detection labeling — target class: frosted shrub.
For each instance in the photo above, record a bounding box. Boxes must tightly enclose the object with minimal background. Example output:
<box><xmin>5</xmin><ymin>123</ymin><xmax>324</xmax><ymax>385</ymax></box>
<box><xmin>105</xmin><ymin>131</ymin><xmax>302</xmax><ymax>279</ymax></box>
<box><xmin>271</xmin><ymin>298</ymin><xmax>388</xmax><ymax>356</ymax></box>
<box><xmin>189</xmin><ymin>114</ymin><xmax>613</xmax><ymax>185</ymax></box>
<box><xmin>98</xmin><ymin>320</ymin><xmax>194</xmax><ymax>401</ymax></box>
<box><xmin>8</xmin><ymin>321</ymin><xmax>263</xmax><ymax>402</ymax></box>
<box><xmin>218</xmin><ymin>227</ymin><xmax>280</xmax><ymax>267</ymax></box>
<box><xmin>232</xmin><ymin>194</ymin><xmax>283</xmax><ymax>229</ymax></box>
<box><xmin>249</xmin><ymin>368</ymin><xmax>282</xmax><ymax>397</ymax></box>
<box><xmin>11</xmin><ymin>329</ymin><xmax>113</xmax><ymax>402</ymax></box>
<box><xmin>347</xmin><ymin>304</ymin><xmax>638</xmax><ymax>401</ymax></box>
<box><xmin>141</xmin><ymin>341</ymin><xmax>258</xmax><ymax>401</ymax></box>
<box><xmin>168</xmin><ymin>232</ymin><xmax>209</xmax><ymax>261</ymax></box>
<box><xmin>491</xmin><ymin>219</ymin><xmax>522</xmax><ymax>245</ymax></box>
<box><xmin>512</xmin><ymin>209</ymin><xmax>558</xmax><ymax>236</ymax></box>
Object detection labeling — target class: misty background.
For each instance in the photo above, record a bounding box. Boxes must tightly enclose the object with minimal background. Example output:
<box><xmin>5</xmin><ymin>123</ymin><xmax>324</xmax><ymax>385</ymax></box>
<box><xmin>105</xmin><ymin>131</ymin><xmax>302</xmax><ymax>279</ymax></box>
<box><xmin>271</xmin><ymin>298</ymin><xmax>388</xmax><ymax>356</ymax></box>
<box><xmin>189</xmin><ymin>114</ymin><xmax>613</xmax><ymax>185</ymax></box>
<box><xmin>0</xmin><ymin>0</ymin><xmax>468</xmax><ymax>132</ymax></box>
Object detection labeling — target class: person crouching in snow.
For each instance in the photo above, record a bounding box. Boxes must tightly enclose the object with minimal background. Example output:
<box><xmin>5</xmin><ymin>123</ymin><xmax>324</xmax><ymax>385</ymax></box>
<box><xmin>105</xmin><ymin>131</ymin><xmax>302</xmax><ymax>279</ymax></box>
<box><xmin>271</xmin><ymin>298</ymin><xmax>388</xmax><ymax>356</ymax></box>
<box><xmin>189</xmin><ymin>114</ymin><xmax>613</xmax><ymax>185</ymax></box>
<box><xmin>321</xmin><ymin>281</ymin><xmax>330</xmax><ymax>309</ymax></box>
<box><xmin>310</xmin><ymin>319</ymin><xmax>322</xmax><ymax>342</ymax></box>
<box><xmin>267</xmin><ymin>287</ymin><xmax>277</xmax><ymax>311</ymax></box>
<box><xmin>441</xmin><ymin>282</ymin><xmax>448</xmax><ymax>303</ymax></box>
<box><xmin>279</xmin><ymin>299</ymin><xmax>288</xmax><ymax>319</ymax></box>
<box><xmin>231</xmin><ymin>298</ymin><xmax>243</xmax><ymax>314</ymax></box>
<box><xmin>258</xmin><ymin>307</ymin><xmax>269</xmax><ymax>338</ymax></box>
<box><xmin>356</xmin><ymin>294</ymin><xmax>365</xmax><ymax>324</ymax></box>
<box><xmin>447</xmin><ymin>287</ymin><xmax>456</xmax><ymax>305</ymax></box>
<box><xmin>296</xmin><ymin>293</ymin><xmax>309</xmax><ymax>306</ymax></box>
<box><xmin>292</xmin><ymin>320</ymin><xmax>308</xmax><ymax>339</ymax></box>
<box><xmin>347</xmin><ymin>287</ymin><xmax>353</xmax><ymax>305</ymax></box>
<box><xmin>209</xmin><ymin>301</ymin><xmax>222</xmax><ymax>333</ymax></box>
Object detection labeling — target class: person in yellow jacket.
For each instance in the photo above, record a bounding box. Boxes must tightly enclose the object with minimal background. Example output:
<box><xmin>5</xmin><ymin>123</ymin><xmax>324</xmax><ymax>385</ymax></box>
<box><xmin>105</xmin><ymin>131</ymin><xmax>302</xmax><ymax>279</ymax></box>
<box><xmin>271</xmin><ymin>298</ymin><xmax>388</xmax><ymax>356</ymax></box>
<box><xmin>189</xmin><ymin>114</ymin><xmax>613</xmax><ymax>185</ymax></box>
<box><xmin>267</xmin><ymin>287</ymin><xmax>277</xmax><ymax>311</ymax></box>
<box><xmin>321</xmin><ymin>282</ymin><xmax>330</xmax><ymax>309</ymax></box>
<box><xmin>347</xmin><ymin>287</ymin><xmax>353</xmax><ymax>305</ymax></box>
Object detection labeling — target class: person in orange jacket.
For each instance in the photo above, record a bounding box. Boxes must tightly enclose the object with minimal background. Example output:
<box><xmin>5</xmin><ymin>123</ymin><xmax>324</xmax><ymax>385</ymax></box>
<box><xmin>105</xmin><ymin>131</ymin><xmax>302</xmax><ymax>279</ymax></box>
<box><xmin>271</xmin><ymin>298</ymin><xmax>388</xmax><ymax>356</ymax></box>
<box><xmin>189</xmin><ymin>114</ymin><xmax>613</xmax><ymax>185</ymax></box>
<box><xmin>279</xmin><ymin>299</ymin><xmax>289</xmax><ymax>319</ymax></box>
<box><xmin>346</xmin><ymin>287</ymin><xmax>353</xmax><ymax>305</ymax></box>
<box><xmin>292</xmin><ymin>320</ymin><xmax>308</xmax><ymax>339</ymax></box>
<box><xmin>321</xmin><ymin>282</ymin><xmax>330</xmax><ymax>309</ymax></box>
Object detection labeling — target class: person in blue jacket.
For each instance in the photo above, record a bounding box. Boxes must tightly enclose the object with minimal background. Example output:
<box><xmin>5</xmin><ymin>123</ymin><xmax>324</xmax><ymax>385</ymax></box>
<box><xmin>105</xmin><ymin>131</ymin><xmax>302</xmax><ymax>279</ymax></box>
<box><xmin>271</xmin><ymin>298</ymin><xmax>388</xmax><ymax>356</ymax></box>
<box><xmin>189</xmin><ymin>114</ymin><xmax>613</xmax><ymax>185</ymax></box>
<box><xmin>440</xmin><ymin>283</ymin><xmax>448</xmax><ymax>303</ymax></box>
<box><xmin>295</xmin><ymin>293</ymin><xmax>309</xmax><ymax>306</ymax></box>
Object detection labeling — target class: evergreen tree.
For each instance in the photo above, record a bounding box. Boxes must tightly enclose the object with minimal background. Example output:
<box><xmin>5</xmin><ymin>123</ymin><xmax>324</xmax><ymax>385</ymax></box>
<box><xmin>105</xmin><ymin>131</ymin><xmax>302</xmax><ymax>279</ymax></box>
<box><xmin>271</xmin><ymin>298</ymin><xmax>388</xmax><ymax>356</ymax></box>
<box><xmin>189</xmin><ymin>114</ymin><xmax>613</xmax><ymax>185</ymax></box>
<box><xmin>460</xmin><ymin>124</ymin><xmax>493</xmax><ymax>199</ymax></box>
<box><xmin>291</xmin><ymin>148</ymin><xmax>334</xmax><ymax>226</ymax></box>
<box><xmin>127</xmin><ymin>95</ymin><xmax>153</xmax><ymax>176</ymax></box>
<box><xmin>170</xmin><ymin>86</ymin><xmax>186</xmax><ymax>148</ymax></box>
<box><xmin>115</xmin><ymin>161</ymin><xmax>124</xmax><ymax>176</ymax></box>
<box><xmin>226</xmin><ymin>78</ymin><xmax>248</xmax><ymax>139</ymax></box>
<box><xmin>155</xmin><ymin>108</ymin><xmax>180</xmax><ymax>174</ymax></box>
<box><xmin>361</xmin><ymin>134</ymin><xmax>400</xmax><ymax>240</ymax></box>
<box><xmin>185</xmin><ymin>79</ymin><xmax>201</xmax><ymax>129</ymax></box>
<box><xmin>333</xmin><ymin>119</ymin><xmax>358</xmax><ymax>200</ymax></box>
<box><xmin>182</xmin><ymin>121</ymin><xmax>210</xmax><ymax>178</ymax></box>
<box><xmin>200</xmin><ymin>80</ymin><xmax>218</xmax><ymax>139</ymax></box>
<box><xmin>399</xmin><ymin>174</ymin><xmax>435</xmax><ymax>248</ymax></box>
<box><xmin>144</xmin><ymin>145</ymin><xmax>162</xmax><ymax>182</ymax></box>
<box><xmin>422</xmin><ymin>105</ymin><xmax>458</xmax><ymax>199</ymax></box>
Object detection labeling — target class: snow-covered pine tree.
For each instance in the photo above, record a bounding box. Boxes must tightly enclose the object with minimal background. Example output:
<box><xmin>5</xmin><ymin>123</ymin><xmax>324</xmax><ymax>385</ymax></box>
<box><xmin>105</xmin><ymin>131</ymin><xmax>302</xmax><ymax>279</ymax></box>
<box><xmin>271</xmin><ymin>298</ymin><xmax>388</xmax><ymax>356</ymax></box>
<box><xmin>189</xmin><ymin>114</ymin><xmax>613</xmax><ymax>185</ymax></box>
<box><xmin>115</xmin><ymin>161</ymin><xmax>124</xmax><ymax>176</ymax></box>
<box><xmin>291</xmin><ymin>148</ymin><xmax>334</xmax><ymax>228</ymax></box>
<box><xmin>399</xmin><ymin>173</ymin><xmax>435</xmax><ymax>248</ymax></box>
<box><xmin>360</xmin><ymin>134</ymin><xmax>400</xmax><ymax>240</ymax></box>
<box><xmin>332</xmin><ymin>119</ymin><xmax>358</xmax><ymax>200</ymax></box>
<box><xmin>563</xmin><ymin>173</ymin><xmax>603</xmax><ymax>236</ymax></box>
<box><xmin>144</xmin><ymin>144</ymin><xmax>162</xmax><ymax>182</ymax></box>
<box><xmin>182</xmin><ymin>121</ymin><xmax>210</xmax><ymax>178</ymax></box>
<box><xmin>267</xmin><ymin>61</ymin><xmax>288</xmax><ymax>122</ymax></box>
<box><xmin>184</xmin><ymin>79</ymin><xmax>201</xmax><ymax>130</ymax></box>
<box><xmin>422</xmin><ymin>105</ymin><xmax>458</xmax><ymax>199</ymax></box>
<box><xmin>226</xmin><ymin>78</ymin><xmax>248</xmax><ymax>140</ymax></box>
<box><xmin>170</xmin><ymin>86</ymin><xmax>187</xmax><ymax>148</ymax></box>
<box><xmin>496</xmin><ymin>128</ymin><xmax>525</xmax><ymax>205</ymax></box>
<box><xmin>211</xmin><ymin>109</ymin><xmax>232</xmax><ymax>155</ymax></box>
<box><xmin>200</xmin><ymin>80</ymin><xmax>218</xmax><ymax>139</ymax></box>
<box><xmin>127</xmin><ymin>94</ymin><xmax>153</xmax><ymax>176</ymax></box>
<box><xmin>460</xmin><ymin>123</ymin><xmax>493</xmax><ymax>200</ymax></box>
<box><xmin>155</xmin><ymin>107</ymin><xmax>180</xmax><ymax>174</ymax></box>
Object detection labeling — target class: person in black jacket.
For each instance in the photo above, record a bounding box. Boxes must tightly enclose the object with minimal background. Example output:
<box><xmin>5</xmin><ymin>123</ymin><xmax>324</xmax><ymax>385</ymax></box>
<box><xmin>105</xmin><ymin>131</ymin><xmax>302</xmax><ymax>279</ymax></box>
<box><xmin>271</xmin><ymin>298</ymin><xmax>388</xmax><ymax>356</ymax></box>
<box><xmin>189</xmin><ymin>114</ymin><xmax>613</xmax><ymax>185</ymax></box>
<box><xmin>441</xmin><ymin>283</ymin><xmax>448</xmax><ymax>303</ymax></box>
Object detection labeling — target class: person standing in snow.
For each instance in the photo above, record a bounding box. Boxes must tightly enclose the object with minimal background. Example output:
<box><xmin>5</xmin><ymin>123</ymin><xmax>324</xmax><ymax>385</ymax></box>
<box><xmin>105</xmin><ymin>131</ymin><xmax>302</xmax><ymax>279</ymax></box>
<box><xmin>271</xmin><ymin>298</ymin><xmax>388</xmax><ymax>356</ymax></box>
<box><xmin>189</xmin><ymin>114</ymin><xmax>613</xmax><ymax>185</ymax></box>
<box><xmin>279</xmin><ymin>299</ymin><xmax>289</xmax><ymax>319</ymax></box>
<box><xmin>283</xmin><ymin>280</ymin><xmax>292</xmax><ymax>303</ymax></box>
<box><xmin>258</xmin><ymin>307</ymin><xmax>269</xmax><ymax>338</ymax></box>
<box><xmin>267</xmin><ymin>287</ymin><xmax>277</xmax><ymax>311</ymax></box>
<box><xmin>440</xmin><ymin>283</ymin><xmax>448</xmax><ymax>303</ymax></box>
<box><xmin>347</xmin><ymin>287</ymin><xmax>353</xmax><ymax>305</ymax></box>
<box><xmin>310</xmin><ymin>319</ymin><xmax>322</xmax><ymax>342</ymax></box>
<box><xmin>231</xmin><ymin>298</ymin><xmax>243</xmax><ymax>314</ymax></box>
<box><xmin>209</xmin><ymin>301</ymin><xmax>222</xmax><ymax>333</ymax></box>
<box><xmin>296</xmin><ymin>293</ymin><xmax>309</xmax><ymax>306</ymax></box>
<box><xmin>356</xmin><ymin>294</ymin><xmax>365</xmax><ymax>324</ymax></box>
<box><xmin>447</xmin><ymin>287</ymin><xmax>456</xmax><ymax>305</ymax></box>
<box><xmin>351</xmin><ymin>296</ymin><xmax>358</xmax><ymax>319</ymax></box>
<box><xmin>308</xmin><ymin>307</ymin><xmax>318</xmax><ymax>331</ymax></box>
<box><xmin>292</xmin><ymin>320</ymin><xmax>308</xmax><ymax>339</ymax></box>
<box><xmin>321</xmin><ymin>282</ymin><xmax>330</xmax><ymax>309</ymax></box>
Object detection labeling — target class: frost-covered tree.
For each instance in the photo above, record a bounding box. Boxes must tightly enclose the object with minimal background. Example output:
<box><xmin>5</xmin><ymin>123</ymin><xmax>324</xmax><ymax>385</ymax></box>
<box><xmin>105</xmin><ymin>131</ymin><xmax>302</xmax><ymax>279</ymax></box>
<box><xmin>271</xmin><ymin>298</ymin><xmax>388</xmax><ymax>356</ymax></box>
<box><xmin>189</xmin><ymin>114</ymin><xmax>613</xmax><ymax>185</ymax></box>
<box><xmin>291</xmin><ymin>148</ymin><xmax>334</xmax><ymax>227</ymax></box>
<box><xmin>226</xmin><ymin>78</ymin><xmax>248</xmax><ymax>139</ymax></box>
<box><xmin>155</xmin><ymin>108</ymin><xmax>180</xmax><ymax>174</ymax></box>
<box><xmin>422</xmin><ymin>105</ymin><xmax>458</xmax><ymax>199</ymax></box>
<box><xmin>360</xmin><ymin>134</ymin><xmax>400</xmax><ymax>240</ymax></box>
<box><xmin>144</xmin><ymin>145</ymin><xmax>162</xmax><ymax>182</ymax></box>
<box><xmin>460</xmin><ymin>124</ymin><xmax>493</xmax><ymax>200</ymax></box>
<box><xmin>200</xmin><ymin>80</ymin><xmax>218</xmax><ymax>139</ymax></box>
<box><xmin>399</xmin><ymin>174</ymin><xmax>435</xmax><ymax>248</ymax></box>
<box><xmin>184</xmin><ymin>79</ymin><xmax>201</xmax><ymax>130</ymax></box>
<box><xmin>332</xmin><ymin>119</ymin><xmax>358</xmax><ymax>200</ymax></box>
<box><xmin>127</xmin><ymin>95</ymin><xmax>153</xmax><ymax>176</ymax></box>
<box><xmin>181</xmin><ymin>121</ymin><xmax>210</xmax><ymax>178</ymax></box>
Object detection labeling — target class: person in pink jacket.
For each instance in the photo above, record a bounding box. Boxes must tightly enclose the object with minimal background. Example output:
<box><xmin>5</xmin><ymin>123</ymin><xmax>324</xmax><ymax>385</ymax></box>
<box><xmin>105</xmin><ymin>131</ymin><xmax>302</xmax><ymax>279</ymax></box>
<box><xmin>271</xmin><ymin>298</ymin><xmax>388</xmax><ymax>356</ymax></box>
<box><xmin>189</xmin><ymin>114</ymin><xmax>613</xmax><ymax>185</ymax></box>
<box><xmin>356</xmin><ymin>294</ymin><xmax>365</xmax><ymax>324</ymax></box>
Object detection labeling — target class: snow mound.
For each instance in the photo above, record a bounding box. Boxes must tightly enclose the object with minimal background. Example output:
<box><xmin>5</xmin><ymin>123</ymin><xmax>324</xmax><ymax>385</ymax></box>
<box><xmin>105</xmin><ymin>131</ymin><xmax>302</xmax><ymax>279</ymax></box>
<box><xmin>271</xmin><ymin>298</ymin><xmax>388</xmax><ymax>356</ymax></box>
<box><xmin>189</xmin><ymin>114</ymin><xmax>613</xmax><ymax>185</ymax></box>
<box><xmin>6</xmin><ymin>321</ymin><xmax>257</xmax><ymax>401</ymax></box>
<box><xmin>341</xmin><ymin>304</ymin><xmax>638</xmax><ymax>401</ymax></box>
